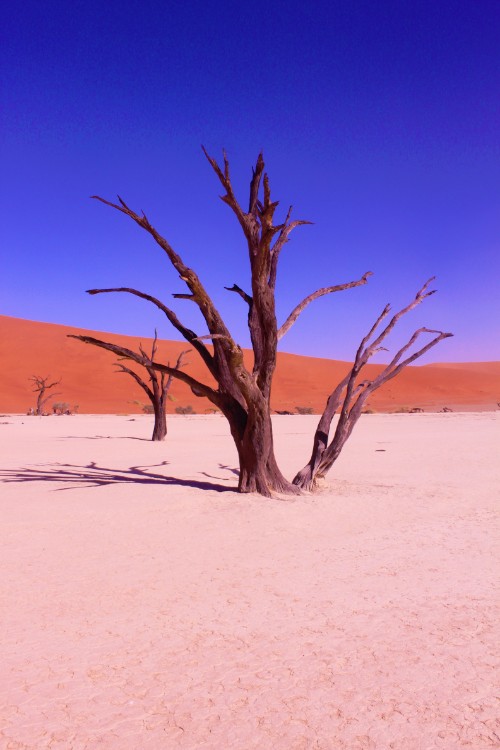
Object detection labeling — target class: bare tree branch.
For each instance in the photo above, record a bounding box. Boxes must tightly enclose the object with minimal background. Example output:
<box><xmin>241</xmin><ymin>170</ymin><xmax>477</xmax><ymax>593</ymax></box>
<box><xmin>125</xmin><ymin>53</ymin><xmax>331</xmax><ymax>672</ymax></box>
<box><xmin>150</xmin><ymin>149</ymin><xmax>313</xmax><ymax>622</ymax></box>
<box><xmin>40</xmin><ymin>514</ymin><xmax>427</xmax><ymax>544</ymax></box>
<box><xmin>249</xmin><ymin>153</ymin><xmax>265</xmax><ymax>216</ymax></box>
<box><xmin>115</xmin><ymin>362</ymin><xmax>154</xmax><ymax>401</ymax></box>
<box><xmin>201</xmin><ymin>146</ymin><xmax>253</xmax><ymax>240</ymax></box>
<box><xmin>224</xmin><ymin>284</ymin><xmax>253</xmax><ymax>306</ymax></box>
<box><xmin>90</xmin><ymin>191</ymin><xmax>256</xmax><ymax>415</ymax></box>
<box><xmin>86</xmin><ymin>287</ymin><xmax>215</xmax><ymax>373</ymax></box>
<box><xmin>277</xmin><ymin>271</ymin><xmax>373</xmax><ymax>340</ymax></box>
<box><xmin>90</xmin><ymin>197</ymin><xmax>238</xmax><ymax>353</ymax></box>
<box><xmin>69</xmin><ymin>335</ymin><xmax>222</xmax><ymax>405</ymax></box>
<box><xmin>30</xmin><ymin>375</ymin><xmax>61</xmax><ymax>392</ymax></box>
<box><xmin>191</xmin><ymin>333</ymin><xmax>238</xmax><ymax>345</ymax></box>
<box><xmin>267</xmin><ymin>205</ymin><xmax>313</xmax><ymax>290</ymax></box>
<box><xmin>162</xmin><ymin>349</ymin><xmax>191</xmax><ymax>395</ymax></box>
<box><xmin>363</xmin><ymin>277</ymin><xmax>437</xmax><ymax>355</ymax></box>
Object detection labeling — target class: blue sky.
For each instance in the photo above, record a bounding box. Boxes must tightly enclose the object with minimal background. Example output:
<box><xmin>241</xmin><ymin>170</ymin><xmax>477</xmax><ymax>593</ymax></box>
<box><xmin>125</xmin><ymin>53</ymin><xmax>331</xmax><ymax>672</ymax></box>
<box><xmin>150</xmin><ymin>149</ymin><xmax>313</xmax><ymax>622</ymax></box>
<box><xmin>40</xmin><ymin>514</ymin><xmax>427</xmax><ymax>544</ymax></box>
<box><xmin>1</xmin><ymin>0</ymin><xmax>499</xmax><ymax>362</ymax></box>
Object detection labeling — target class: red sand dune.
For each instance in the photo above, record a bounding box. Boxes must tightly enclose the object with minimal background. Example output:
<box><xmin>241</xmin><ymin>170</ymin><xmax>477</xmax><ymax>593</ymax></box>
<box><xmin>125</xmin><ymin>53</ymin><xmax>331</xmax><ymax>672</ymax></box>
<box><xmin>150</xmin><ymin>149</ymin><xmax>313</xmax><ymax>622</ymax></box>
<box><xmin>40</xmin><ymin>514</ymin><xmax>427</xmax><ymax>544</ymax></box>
<box><xmin>1</xmin><ymin>315</ymin><xmax>499</xmax><ymax>413</ymax></box>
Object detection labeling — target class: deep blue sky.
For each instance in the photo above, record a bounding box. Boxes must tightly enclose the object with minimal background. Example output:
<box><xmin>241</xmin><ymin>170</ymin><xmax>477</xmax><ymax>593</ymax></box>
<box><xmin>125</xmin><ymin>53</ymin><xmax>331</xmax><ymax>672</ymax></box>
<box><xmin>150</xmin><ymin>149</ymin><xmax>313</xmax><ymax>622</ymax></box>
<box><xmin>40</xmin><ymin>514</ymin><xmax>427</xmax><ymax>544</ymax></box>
<box><xmin>1</xmin><ymin>0</ymin><xmax>499</xmax><ymax>362</ymax></box>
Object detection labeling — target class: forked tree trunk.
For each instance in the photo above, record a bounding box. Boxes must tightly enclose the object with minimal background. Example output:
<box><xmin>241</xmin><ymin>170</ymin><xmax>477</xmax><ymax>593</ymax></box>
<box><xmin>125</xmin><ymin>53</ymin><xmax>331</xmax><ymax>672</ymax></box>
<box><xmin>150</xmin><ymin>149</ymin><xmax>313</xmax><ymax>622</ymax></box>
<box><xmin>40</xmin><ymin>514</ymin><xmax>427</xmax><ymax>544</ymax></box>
<box><xmin>293</xmin><ymin>281</ymin><xmax>453</xmax><ymax>491</ymax></box>
<box><xmin>293</xmin><ymin>409</ymin><xmax>357</xmax><ymax>491</ymax></box>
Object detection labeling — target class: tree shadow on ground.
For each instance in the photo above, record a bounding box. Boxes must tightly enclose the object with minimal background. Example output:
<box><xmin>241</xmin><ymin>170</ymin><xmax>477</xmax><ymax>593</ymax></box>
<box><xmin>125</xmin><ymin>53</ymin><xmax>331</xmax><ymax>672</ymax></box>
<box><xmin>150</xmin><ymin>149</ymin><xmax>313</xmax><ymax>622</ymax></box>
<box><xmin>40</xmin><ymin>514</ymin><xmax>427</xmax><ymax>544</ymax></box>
<box><xmin>0</xmin><ymin>460</ymin><xmax>235</xmax><ymax>493</ymax></box>
<box><xmin>59</xmin><ymin>435</ymin><xmax>151</xmax><ymax>442</ymax></box>
<box><xmin>201</xmin><ymin>463</ymin><xmax>240</xmax><ymax>480</ymax></box>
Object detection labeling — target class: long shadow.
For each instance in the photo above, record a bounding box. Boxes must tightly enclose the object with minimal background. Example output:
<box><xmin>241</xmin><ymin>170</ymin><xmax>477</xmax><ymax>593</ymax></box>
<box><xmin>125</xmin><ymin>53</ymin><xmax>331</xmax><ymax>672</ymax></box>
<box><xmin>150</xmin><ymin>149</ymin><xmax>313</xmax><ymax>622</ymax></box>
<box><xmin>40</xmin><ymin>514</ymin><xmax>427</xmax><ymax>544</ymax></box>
<box><xmin>59</xmin><ymin>435</ymin><xmax>150</xmax><ymax>442</ymax></box>
<box><xmin>201</xmin><ymin>463</ymin><xmax>240</xmax><ymax>480</ymax></box>
<box><xmin>0</xmin><ymin>460</ymin><xmax>234</xmax><ymax>493</ymax></box>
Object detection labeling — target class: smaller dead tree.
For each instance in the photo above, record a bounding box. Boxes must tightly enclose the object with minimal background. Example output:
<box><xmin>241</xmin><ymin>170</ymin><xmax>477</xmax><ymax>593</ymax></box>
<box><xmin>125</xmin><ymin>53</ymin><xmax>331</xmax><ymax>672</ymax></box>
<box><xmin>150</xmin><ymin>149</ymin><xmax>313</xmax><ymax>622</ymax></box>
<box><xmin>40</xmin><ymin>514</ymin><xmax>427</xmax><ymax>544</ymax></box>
<box><xmin>29</xmin><ymin>375</ymin><xmax>61</xmax><ymax>416</ymax></box>
<box><xmin>115</xmin><ymin>332</ymin><xmax>189</xmax><ymax>441</ymax></box>
<box><xmin>293</xmin><ymin>279</ymin><xmax>453</xmax><ymax>491</ymax></box>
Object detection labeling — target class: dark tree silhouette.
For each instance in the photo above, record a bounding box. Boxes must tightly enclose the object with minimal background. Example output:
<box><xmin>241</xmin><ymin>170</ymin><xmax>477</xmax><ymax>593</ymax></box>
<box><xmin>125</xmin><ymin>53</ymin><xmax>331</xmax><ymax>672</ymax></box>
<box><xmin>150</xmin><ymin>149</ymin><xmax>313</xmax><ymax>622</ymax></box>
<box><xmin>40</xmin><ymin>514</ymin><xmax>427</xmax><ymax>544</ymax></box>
<box><xmin>29</xmin><ymin>375</ymin><xmax>61</xmax><ymax>415</ymax></box>
<box><xmin>115</xmin><ymin>333</ymin><xmax>189</xmax><ymax>441</ymax></box>
<box><xmin>71</xmin><ymin>149</ymin><xmax>452</xmax><ymax>496</ymax></box>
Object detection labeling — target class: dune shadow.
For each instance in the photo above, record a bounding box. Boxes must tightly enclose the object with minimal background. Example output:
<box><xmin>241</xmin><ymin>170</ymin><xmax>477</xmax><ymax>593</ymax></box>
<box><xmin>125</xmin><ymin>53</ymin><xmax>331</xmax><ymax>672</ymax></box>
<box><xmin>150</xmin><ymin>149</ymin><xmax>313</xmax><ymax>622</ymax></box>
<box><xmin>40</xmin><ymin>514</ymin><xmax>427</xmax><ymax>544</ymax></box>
<box><xmin>0</xmin><ymin>460</ymin><xmax>234</xmax><ymax>493</ymax></box>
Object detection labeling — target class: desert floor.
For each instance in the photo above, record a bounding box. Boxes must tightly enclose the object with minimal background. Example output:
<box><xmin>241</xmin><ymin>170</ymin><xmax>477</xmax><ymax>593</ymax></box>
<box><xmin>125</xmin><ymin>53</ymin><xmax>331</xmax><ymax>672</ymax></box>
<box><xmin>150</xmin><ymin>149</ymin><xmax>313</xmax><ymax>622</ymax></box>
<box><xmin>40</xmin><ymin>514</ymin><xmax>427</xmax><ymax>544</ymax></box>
<box><xmin>1</xmin><ymin>413</ymin><xmax>498</xmax><ymax>749</ymax></box>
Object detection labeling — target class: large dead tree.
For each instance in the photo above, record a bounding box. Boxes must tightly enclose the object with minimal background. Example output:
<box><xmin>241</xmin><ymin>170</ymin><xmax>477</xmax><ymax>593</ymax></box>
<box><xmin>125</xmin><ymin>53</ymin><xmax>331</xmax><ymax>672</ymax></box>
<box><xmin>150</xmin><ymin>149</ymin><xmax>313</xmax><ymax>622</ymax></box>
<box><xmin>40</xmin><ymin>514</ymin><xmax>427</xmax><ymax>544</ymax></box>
<box><xmin>115</xmin><ymin>334</ymin><xmax>189</xmax><ymax>441</ymax></box>
<box><xmin>29</xmin><ymin>375</ymin><xmax>61</xmax><ymax>415</ymax></box>
<box><xmin>71</xmin><ymin>149</ymin><xmax>451</xmax><ymax>496</ymax></box>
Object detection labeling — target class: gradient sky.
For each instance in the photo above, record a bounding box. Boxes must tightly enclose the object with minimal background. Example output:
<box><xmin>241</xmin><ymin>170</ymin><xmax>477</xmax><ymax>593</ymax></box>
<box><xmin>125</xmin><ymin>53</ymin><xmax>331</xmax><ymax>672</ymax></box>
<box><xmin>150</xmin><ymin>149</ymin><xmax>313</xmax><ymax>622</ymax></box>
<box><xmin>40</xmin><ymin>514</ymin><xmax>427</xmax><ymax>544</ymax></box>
<box><xmin>1</xmin><ymin>0</ymin><xmax>499</xmax><ymax>363</ymax></box>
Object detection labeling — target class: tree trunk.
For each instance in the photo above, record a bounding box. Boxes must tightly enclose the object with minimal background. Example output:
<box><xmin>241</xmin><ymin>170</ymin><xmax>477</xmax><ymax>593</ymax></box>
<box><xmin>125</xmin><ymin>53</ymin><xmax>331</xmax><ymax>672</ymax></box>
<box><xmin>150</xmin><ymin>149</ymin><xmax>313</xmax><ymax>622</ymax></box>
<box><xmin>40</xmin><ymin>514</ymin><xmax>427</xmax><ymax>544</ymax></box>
<box><xmin>230</xmin><ymin>404</ymin><xmax>300</xmax><ymax>497</ymax></box>
<box><xmin>35</xmin><ymin>391</ymin><xmax>44</xmax><ymax>416</ymax></box>
<box><xmin>152</xmin><ymin>399</ymin><xmax>167</xmax><ymax>441</ymax></box>
<box><xmin>293</xmin><ymin>441</ymin><xmax>344</xmax><ymax>491</ymax></box>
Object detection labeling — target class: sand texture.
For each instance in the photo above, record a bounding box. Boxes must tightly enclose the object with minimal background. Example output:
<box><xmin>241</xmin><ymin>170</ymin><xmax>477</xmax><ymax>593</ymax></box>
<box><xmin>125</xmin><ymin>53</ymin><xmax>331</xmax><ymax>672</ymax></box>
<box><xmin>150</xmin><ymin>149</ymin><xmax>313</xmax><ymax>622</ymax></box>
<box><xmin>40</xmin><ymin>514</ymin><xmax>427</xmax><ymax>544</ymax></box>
<box><xmin>1</xmin><ymin>412</ymin><xmax>498</xmax><ymax>749</ymax></box>
<box><xmin>1</xmin><ymin>315</ymin><xmax>500</xmax><ymax>414</ymax></box>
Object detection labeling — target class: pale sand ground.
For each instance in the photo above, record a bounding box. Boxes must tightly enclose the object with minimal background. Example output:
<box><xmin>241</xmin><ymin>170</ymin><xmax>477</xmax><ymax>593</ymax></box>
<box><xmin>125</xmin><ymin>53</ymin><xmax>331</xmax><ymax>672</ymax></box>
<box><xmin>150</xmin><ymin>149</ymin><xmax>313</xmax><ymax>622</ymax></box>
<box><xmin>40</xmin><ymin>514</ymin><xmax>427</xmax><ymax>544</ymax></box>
<box><xmin>0</xmin><ymin>413</ymin><xmax>498</xmax><ymax>749</ymax></box>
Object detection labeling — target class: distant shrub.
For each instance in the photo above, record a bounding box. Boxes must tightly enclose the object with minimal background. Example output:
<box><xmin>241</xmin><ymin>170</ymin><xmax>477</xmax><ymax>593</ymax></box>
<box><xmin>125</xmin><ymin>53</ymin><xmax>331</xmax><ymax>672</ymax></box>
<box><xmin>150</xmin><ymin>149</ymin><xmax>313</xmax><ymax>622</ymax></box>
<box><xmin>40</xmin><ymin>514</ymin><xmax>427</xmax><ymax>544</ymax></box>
<box><xmin>52</xmin><ymin>402</ymin><xmax>71</xmax><ymax>415</ymax></box>
<box><xmin>131</xmin><ymin>400</ymin><xmax>155</xmax><ymax>414</ymax></box>
<box><xmin>295</xmin><ymin>406</ymin><xmax>314</xmax><ymax>415</ymax></box>
<box><xmin>395</xmin><ymin>405</ymin><xmax>410</xmax><ymax>413</ymax></box>
<box><xmin>175</xmin><ymin>405</ymin><xmax>194</xmax><ymax>415</ymax></box>
<box><xmin>362</xmin><ymin>408</ymin><xmax>375</xmax><ymax>414</ymax></box>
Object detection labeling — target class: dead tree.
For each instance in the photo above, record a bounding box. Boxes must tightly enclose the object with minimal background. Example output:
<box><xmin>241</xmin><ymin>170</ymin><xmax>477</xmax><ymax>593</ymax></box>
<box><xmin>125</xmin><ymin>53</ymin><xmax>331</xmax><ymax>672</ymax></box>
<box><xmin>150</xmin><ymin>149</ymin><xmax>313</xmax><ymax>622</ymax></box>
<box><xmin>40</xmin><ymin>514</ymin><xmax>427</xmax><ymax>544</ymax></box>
<box><xmin>29</xmin><ymin>375</ymin><xmax>61</xmax><ymax>415</ymax></box>
<box><xmin>293</xmin><ymin>279</ymin><xmax>452</xmax><ymax>490</ymax></box>
<box><xmin>116</xmin><ymin>333</ymin><xmax>189</xmax><ymax>441</ymax></box>
<box><xmin>70</xmin><ymin>149</ymin><xmax>451</xmax><ymax>496</ymax></box>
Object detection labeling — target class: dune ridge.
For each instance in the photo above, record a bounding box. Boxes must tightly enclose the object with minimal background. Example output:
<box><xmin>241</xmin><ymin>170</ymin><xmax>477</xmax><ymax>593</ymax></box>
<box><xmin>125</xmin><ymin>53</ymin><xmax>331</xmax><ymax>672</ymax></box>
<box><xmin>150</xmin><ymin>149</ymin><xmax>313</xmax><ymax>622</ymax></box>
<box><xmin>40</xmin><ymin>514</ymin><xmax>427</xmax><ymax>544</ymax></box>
<box><xmin>1</xmin><ymin>315</ymin><xmax>499</xmax><ymax>413</ymax></box>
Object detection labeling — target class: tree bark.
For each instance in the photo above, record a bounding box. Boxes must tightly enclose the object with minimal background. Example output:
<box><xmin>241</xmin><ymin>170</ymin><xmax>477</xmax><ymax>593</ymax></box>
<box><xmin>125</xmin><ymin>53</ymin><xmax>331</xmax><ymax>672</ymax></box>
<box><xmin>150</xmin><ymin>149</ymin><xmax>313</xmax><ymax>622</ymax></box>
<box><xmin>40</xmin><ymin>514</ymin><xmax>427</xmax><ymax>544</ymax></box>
<box><xmin>225</xmin><ymin>401</ymin><xmax>299</xmax><ymax>496</ymax></box>
<box><xmin>151</xmin><ymin>398</ymin><xmax>167</xmax><ymax>441</ymax></box>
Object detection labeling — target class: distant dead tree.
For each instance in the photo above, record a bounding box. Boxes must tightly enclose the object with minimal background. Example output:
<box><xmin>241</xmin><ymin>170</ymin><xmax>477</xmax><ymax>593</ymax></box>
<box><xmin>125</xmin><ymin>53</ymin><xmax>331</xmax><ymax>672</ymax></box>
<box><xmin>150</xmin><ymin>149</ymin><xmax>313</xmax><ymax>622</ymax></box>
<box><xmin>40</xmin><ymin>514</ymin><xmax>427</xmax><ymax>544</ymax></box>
<box><xmin>70</xmin><ymin>149</ymin><xmax>452</xmax><ymax>496</ymax></box>
<box><xmin>115</xmin><ymin>333</ymin><xmax>189</xmax><ymax>441</ymax></box>
<box><xmin>29</xmin><ymin>375</ymin><xmax>61</xmax><ymax>415</ymax></box>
